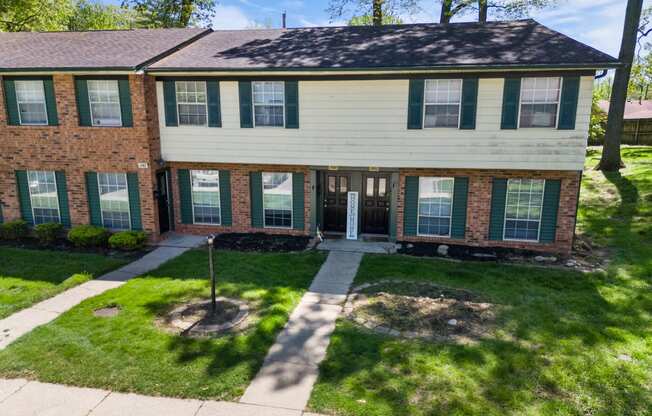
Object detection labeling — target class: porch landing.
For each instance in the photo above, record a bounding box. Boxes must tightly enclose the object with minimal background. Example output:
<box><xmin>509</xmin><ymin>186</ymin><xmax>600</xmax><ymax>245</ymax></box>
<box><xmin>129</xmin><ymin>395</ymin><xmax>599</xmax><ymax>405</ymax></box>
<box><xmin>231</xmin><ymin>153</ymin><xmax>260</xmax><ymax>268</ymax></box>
<box><xmin>316</xmin><ymin>238</ymin><xmax>398</xmax><ymax>254</ymax></box>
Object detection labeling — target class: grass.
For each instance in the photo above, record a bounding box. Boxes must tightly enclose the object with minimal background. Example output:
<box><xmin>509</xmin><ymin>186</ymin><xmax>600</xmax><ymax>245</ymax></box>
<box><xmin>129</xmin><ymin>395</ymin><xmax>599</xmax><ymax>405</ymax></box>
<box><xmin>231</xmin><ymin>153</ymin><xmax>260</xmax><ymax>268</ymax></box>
<box><xmin>0</xmin><ymin>249</ymin><xmax>326</xmax><ymax>400</ymax></box>
<box><xmin>309</xmin><ymin>147</ymin><xmax>652</xmax><ymax>416</ymax></box>
<box><xmin>0</xmin><ymin>247</ymin><xmax>128</xmax><ymax>319</ymax></box>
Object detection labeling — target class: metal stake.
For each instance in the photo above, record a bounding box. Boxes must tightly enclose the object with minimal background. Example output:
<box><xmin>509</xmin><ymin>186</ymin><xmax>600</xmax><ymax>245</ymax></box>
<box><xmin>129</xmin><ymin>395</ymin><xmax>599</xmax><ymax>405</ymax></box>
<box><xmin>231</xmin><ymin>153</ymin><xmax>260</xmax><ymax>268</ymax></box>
<box><xmin>207</xmin><ymin>234</ymin><xmax>216</xmax><ymax>315</ymax></box>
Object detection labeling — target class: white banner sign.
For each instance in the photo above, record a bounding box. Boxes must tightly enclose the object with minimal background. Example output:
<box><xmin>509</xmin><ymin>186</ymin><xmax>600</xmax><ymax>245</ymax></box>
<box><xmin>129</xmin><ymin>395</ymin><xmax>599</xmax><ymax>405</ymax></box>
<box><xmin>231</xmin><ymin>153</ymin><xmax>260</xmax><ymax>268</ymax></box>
<box><xmin>346</xmin><ymin>191</ymin><xmax>358</xmax><ymax>240</ymax></box>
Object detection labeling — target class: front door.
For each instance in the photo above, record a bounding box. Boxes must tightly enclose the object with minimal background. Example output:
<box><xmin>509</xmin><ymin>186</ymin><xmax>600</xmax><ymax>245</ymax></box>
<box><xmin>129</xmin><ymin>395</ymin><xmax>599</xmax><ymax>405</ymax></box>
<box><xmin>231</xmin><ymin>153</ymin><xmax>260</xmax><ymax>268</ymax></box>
<box><xmin>323</xmin><ymin>173</ymin><xmax>350</xmax><ymax>232</ymax></box>
<box><xmin>362</xmin><ymin>174</ymin><xmax>390</xmax><ymax>234</ymax></box>
<box><xmin>155</xmin><ymin>170</ymin><xmax>172</xmax><ymax>234</ymax></box>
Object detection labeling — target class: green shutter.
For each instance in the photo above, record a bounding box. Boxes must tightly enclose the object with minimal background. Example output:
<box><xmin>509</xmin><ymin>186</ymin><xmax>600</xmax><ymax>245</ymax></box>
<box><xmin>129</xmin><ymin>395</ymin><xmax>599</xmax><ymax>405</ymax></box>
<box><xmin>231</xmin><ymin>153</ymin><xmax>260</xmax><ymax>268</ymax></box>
<box><xmin>460</xmin><ymin>78</ymin><xmax>478</xmax><ymax>129</ymax></box>
<box><xmin>85</xmin><ymin>172</ymin><xmax>102</xmax><ymax>226</ymax></box>
<box><xmin>285</xmin><ymin>80</ymin><xmax>299</xmax><ymax>128</ymax></box>
<box><xmin>407</xmin><ymin>79</ymin><xmax>424</xmax><ymax>129</ymax></box>
<box><xmin>403</xmin><ymin>176</ymin><xmax>419</xmax><ymax>236</ymax></box>
<box><xmin>177</xmin><ymin>169</ymin><xmax>193</xmax><ymax>224</ymax></box>
<box><xmin>43</xmin><ymin>78</ymin><xmax>59</xmax><ymax>126</ymax></box>
<box><xmin>250</xmin><ymin>172</ymin><xmax>263</xmax><ymax>228</ymax></box>
<box><xmin>219</xmin><ymin>170</ymin><xmax>232</xmax><ymax>226</ymax></box>
<box><xmin>55</xmin><ymin>171</ymin><xmax>71</xmax><ymax>227</ymax></box>
<box><xmin>0</xmin><ymin>203</ymin><xmax>3</xmax><ymax>224</ymax></box>
<box><xmin>489</xmin><ymin>178</ymin><xmax>508</xmax><ymax>240</ymax></box>
<box><xmin>540</xmin><ymin>179</ymin><xmax>561</xmax><ymax>243</ymax></box>
<box><xmin>292</xmin><ymin>172</ymin><xmax>305</xmax><ymax>230</ymax></box>
<box><xmin>15</xmin><ymin>170</ymin><xmax>33</xmax><ymax>225</ymax></box>
<box><xmin>239</xmin><ymin>81</ymin><xmax>253</xmax><ymax>128</ymax></box>
<box><xmin>118</xmin><ymin>78</ymin><xmax>133</xmax><ymax>127</ymax></box>
<box><xmin>501</xmin><ymin>78</ymin><xmax>521</xmax><ymax>129</ymax></box>
<box><xmin>163</xmin><ymin>80</ymin><xmax>178</xmax><ymax>127</ymax></box>
<box><xmin>3</xmin><ymin>79</ymin><xmax>20</xmax><ymax>126</ymax></box>
<box><xmin>206</xmin><ymin>80</ymin><xmax>222</xmax><ymax>127</ymax></box>
<box><xmin>558</xmin><ymin>76</ymin><xmax>580</xmax><ymax>130</ymax></box>
<box><xmin>75</xmin><ymin>78</ymin><xmax>92</xmax><ymax>126</ymax></box>
<box><xmin>126</xmin><ymin>173</ymin><xmax>142</xmax><ymax>230</ymax></box>
<box><xmin>451</xmin><ymin>177</ymin><xmax>468</xmax><ymax>238</ymax></box>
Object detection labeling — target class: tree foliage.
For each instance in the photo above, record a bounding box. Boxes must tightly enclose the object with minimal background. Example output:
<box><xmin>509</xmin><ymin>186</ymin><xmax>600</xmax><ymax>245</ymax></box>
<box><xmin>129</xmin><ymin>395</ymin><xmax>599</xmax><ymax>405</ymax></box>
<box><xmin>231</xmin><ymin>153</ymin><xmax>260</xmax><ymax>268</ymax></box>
<box><xmin>122</xmin><ymin>0</ymin><xmax>216</xmax><ymax>28</ymax></box>
<box><xmin>328</xmin><ymin>0</ymin><xmax>418</xmax><ymax>24</ymax></box>
<box><xmin>439</xmin><ymin>0</ymin><xmax>557</xmax><ymax>23</ymax></box>
<box><xmin>348</xmin><ymin>13</ymin><xmax>403</xmax><ymax>25</ymax></box>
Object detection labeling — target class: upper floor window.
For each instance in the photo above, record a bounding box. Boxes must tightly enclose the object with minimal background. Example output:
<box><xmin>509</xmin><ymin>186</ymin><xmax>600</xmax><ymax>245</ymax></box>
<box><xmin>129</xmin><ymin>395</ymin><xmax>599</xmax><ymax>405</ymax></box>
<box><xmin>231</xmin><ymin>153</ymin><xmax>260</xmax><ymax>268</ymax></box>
<box><xmin>417</xmin><ymin>177</ymin><xmax>454</xmax><ymax>237</ymax></box>
<box><xmin>504</xmin><ymin>178</ymin><xmax>544</xmax><ymax>241</ymax></box>
<box><xmin>519</xmin><ymin>77</ymin><xmax>560</xmax><ymax>128</ymax></box>
<box><xmin>191</xmin><ymin>170</ymin><xmax>220</xmax><ymax>224</ymax></box>
<box><xmin>88</xmin><ymin>80</ymin><xmax>122</xmax><ymax>127</ymax></box>
<box><xmin>253</xmin><ymin>81</ymin><xmax>284</xmax><ymax>127</ymax></box>
<box><xmin>176</xmin><ymin>81</ymin><xmax>207</xmax><ymax>126</ymax></box>
<box><xmin>97</xmin><ymin>172</ymin><xmax>130</xmax><ymax>230</ymax></box>
<box><xmin>27</xmin><ymin>170</ymin><xmax>60</xmax><ymax>224</ymax></box>
<box><xmin>424</xmin><ymin>79</ymin><xmax>462</xmax><ymax>128</ymax></box>
<box><xmin>262</xmin><ymin>172</ymin><xmax>292</xmax><ymax>228</ymax></box>
<box><xmin>15</xmin><ymin>81</ymin><xmax>48</xmax><ymax>125</ymax></box>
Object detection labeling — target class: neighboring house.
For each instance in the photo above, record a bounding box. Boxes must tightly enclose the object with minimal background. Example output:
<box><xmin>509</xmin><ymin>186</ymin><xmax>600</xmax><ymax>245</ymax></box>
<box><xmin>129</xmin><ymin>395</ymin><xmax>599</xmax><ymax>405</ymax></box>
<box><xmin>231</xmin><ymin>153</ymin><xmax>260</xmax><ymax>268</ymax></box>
<box><xmin>597</xmin><ymin>99</ymin><xmax>652</xmax><ymax>145</ymax></box>
<box><xmin>0</xmin><ymin>20</ymin><xmax>618</xmax><ymax>254</ymax></box>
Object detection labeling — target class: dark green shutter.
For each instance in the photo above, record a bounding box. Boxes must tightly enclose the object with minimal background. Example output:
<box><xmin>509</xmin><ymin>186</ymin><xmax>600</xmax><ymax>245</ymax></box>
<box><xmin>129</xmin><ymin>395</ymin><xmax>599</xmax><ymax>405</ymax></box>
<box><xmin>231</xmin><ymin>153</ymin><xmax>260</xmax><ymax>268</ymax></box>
<box><xmin>85</xmin><ymin>172</ymin><xmax>102</xmax><ymax>226</ymax></box>
<box><xmin>460</xmin><ymin>78</ymin><xmax>478</xmax><ymax>129</ymax></box>
<box><xmin>206</xmin><ymin>80</ymin><xmax>222</xmax><ymax>127</ymax></box>
<box><xmin>407</xmin><ymin>79</ymin><xmax>424</xmax><ymax>129</ymax></box>
<box><xmin>501</xmin><ymin>78</ymin><xmax>521</xmax><ymax>129</ymax></box>
<box><xmin>292</xmin><ymin>172</ymin><xmax>304</xmax><ymax>230</ymax></box>
<box><xmin>403</xmin><ymin>176</ymin><xmax>419</xmax><ymax>236</ymax></box>
<box><xmin>3</xmin><ymin>79</ymin><xmax>20</xmax><ymax>126</ymax></box>
<box><xmin>163</xmin><ymin>80</ymin><xmax>178</xmax><ymax>127</ymax></box>
<box><xmin>540</xmin><ymin>179</ymin><xmax>561</xmax><ymax>243</ymax></box>
<box><xmin>0</xmin><ymin>203</ymin><xmax>3</xmax><ymax>224</ymax></box>
<box><xmin>55</xmin><ymin>171</ymin><xmax>71</xmax><ymax>227</ymax></box>
<box><xmin>75</xmin><ymin>78</ymin><xmax>92</xmax><ymax>126</ymax></box>
<box><xmin>558</xmin><ymin>76</ymin><xmax>580</xmax><ymax>130</ymax></box>
<box><xmin>239</xmin><ymin>81</ymin><xmax>253</xmax><ymax>128</ymax></box>
<box><xmin>126</xmin><ymin>173</ymin><xmax>142</xmax><ymax>230</ymax></box>
<box><xmin>177</xmin><ymin>169</ymin><xmax>193</xmax><ymax>224</ymax></box>
<box><xmin>15</xmin><ymin>170</ymin><xmax>33</xmax><ymax>225</ymax></box>
<box><xmin>43</xmin><ymin>78</ymin><xmax>59</xmax><ymax>126</ymax></box>
<box><xmin>118</xmin><ymin>78</ymin><xmax>133</xmax><ymax>127</ymax></box>
<box><xmin>285</xmin><ymin>80</ymin><xmax>299</xmax><ymax>128</ymax></box>
<box><xmin>250</xmin><ymin>172</ymin><xmax>263</xmax><ymax>228</ymax></box>
<box><xmin>451</xmin><ymin>177</ymin><xmax>468</xmax><ymax>238</ymax></box>
<box><xmin>489</xmin><ymin>178</ymin><xmax>508</xmax><ymax>240</ymax></box>
<box><xmin>219</xmin><ymin>170</ymin><xmax>232</xmax><ymax>226</ymax></box>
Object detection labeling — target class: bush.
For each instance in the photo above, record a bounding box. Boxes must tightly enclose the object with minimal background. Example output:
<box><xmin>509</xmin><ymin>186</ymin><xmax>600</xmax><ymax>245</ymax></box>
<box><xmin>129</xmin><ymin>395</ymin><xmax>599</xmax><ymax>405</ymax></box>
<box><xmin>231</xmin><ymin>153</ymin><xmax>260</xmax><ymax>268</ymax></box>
<box><xmin>108</xmin><ymin>231</ymin><xmax>148</xmax><ymax>251</ymax></box>
<box><xmin>1</xmin><ymin>219</ymin><xmax>29</xmax><ymax>241</ymax></box>
<box><xmin>34</xmin><ymin>222</ymin><xmax>64</xmax><ymax>245</ymax></box>
<box><xmin>67</xmin><ymin>225</ymin><xmax>109</xmax><ymax>248</ymax></box>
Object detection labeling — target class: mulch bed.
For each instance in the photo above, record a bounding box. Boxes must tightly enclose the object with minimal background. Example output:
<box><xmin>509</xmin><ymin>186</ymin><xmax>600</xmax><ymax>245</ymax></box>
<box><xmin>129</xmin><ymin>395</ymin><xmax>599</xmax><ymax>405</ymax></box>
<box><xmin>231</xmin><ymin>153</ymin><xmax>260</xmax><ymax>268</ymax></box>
<box><xmin>396</xmin><ymin>240</ymin><xmax>542</xmax><ymax>262</ymax></box>
<box><xmin>156</xmin><ymin>298</ymin><xmax>251</xmax><ymax>337</ymax></box>
<box><xmin>210</xmin><ymin>233</ymin><xmax>311</xmax><ymax>252</ymax></box>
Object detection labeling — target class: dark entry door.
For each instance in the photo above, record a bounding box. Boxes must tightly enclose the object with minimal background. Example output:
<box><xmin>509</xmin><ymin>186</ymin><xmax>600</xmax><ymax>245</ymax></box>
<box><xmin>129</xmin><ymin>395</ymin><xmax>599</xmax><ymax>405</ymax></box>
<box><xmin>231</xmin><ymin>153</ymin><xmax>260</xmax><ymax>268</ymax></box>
<box><xmin>155</xmin><ymin>170</ymin><xmax>171</xmax><ymax>234</ymax></box>
<box><xmin>362</xmin><ymin>174</ymin><xmax>390</xmax><ymax>234</ymax></box>
<box><xmin>323</xmin><ymin>173</ymin><xmax>350</xmax><ymax>232</ymax></box>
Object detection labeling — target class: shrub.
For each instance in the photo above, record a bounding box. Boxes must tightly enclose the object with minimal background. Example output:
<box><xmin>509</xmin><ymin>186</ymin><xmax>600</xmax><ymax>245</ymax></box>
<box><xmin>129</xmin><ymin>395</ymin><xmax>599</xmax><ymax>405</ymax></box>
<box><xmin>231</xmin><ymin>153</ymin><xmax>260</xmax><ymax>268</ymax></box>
<box><xmin>1</xmin><ymin>219</ymin><xmax>29</xmax><ymax>241</ymax></box>
<box><xmin>34</xmin><ymin>222</ymin><xmax>64</xmax><ymax>245</ymax></box>
<box><xmin>67</xmin><ymin>225</ymin><xmax>110</xmax><ymax>248</ymax></box>
<box><xmin>108</xmin><ymin>231</ymin><xmax>148</xmax><ymax>251</ymax></box>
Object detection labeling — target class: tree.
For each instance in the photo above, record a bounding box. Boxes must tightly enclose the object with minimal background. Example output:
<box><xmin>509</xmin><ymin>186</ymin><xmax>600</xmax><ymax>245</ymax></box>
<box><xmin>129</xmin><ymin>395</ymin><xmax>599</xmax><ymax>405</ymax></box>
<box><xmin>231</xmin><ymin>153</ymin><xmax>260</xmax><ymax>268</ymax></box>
<box><xmin>328</xmin><ymin>0</ymin><xmax>418</xmax><ymax>25</ymax></box>
<box><xmin>67</xmin><ymin>1</ymin><xmax>138</xmax><ymax>31</ymax></box>
<box><xmin>598</xmin><ymin>0</ymin><xmax>644</xmax><ymax>171</ymax></box>
<box><xmin>0</xmin><ymin>0</ymin><xmax>73</xmax><ymax>31</ymax></box>
<box><xmin>348</xmin><ymin>13</ymin><xmax>402</xmax><ymax>25</ymax></box>
<box><xmin>589</xmin><ymin>98</ymin><xmax>607</xmax><ymax>144</ymax></box>
<box><xmin>123</xmin><ymin>0</ymin><xmax>216</xmax><ymax>28</ymax></box>
<box><xmin>438</xmin><ymin>0</ymin><xmax>557</xmax><ymax>23</ymax></box>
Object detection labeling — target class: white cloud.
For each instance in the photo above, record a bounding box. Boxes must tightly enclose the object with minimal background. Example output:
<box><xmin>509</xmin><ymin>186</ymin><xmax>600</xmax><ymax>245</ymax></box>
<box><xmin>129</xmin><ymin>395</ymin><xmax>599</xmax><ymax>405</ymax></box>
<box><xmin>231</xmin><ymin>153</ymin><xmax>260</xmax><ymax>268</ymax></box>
<box><xmin>212</xmin><ymin>5</ymin><xmax>255</xmax><ymax>30</ymax></box>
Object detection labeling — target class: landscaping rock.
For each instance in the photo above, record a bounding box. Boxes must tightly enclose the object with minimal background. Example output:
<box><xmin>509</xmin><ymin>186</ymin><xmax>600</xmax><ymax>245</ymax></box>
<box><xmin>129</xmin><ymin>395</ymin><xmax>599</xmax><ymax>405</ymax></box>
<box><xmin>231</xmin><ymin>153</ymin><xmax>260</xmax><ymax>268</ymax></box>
<box><xmin>437</xmin><ymin>245</ymin><xmax>449</xmax><ymax>256</ymax></box>
<box><xmin>472</xmin><ymin>253</ymin><xmax>497</xmax><ymax>260</ymax></box>
<box><xmin>447</xmin><ymin>319</ymin><xmax>458</xmax><ymax>326</ymax></box>
<box><xmin>535</xmin><ymin>255</ymin><xmax>557</xmax><ymax>262</ymax></box>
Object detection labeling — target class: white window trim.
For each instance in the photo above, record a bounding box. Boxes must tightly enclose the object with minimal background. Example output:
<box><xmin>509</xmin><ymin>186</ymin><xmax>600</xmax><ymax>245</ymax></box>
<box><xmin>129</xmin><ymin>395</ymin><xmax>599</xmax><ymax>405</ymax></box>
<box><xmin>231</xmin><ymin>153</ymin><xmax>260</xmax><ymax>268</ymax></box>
<box><xmin>422</xmin><ymin>79</ymin><xmax>462</xmax><ymax>129</ymax></box>
<box><xmin>15</xmin><ymin>80</ymin><xmax>48</xmax><ymax>126</ymax></box>
<box><xmin>517</xmin><ymin>77</ymin><xmax>562</xmax><ymax>129</ymax></box>
<box><xmin>262</xmin><ymin>172</ymin><xmax>293</xmax><ymax>229</ymax></box>
<box><xmin>97</xmin><ymin>173</ymin><xmax>131</xmax><ymax>231</ymax></box>
<box><xmin>175</xmin><ymin>81</ymin><xmax>209</xmax><ymax>127</ymax></box>
<box><xmin>27</xmin><ymin>170</ymin><xmax>60</xmax><ymax>224</ymax></box>
<box><xmin>87</xmin><ymin>80</ymin><xmax>122</xmax><ymax>127</ymax></box>
<box><xmin>502</xmin><ymin>178</ymin><xmax>545</xmax><ymax>243</ymax></box>
<box><xmin>252</xmin><ymin>81</ymin><xmax>285</xmax><ymax>128</ymax></box>
<box><xmin>416</xmin><ymin>176</ymin><xmax>454</xmax><ymax>238</ymax></box>
<box><xmin>190</xmin><ymin>169</ymin><xmax>222</xmax><ymax>226</ymax></box>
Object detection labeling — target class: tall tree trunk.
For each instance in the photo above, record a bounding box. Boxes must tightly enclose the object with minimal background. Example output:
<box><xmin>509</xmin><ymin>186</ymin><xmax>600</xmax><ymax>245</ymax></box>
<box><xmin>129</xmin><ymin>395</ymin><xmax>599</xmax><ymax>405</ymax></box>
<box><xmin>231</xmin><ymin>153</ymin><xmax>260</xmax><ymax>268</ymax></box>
<box><xmin>598</xmin><ymin>0</ymin><xmax>644</xmax><ymax>171</ymax></box>
<box><xmin>478</xmin><ymin>0</ymin><xmax>487</xmax><ymax>22</ymax></box>
<box><xmin>179</xmin><ymin>0</ymin><xmax>194</xmax><ymax>27</ymax></box>
<box><xmin>440</xmin><ymin>0</ymin><xmax>452</xmax><ymax>23</ymax></box>
<box><xmin>373</xmin><ymin>0</ymin><xmax>383</xmax><ymax>26</ymax></box>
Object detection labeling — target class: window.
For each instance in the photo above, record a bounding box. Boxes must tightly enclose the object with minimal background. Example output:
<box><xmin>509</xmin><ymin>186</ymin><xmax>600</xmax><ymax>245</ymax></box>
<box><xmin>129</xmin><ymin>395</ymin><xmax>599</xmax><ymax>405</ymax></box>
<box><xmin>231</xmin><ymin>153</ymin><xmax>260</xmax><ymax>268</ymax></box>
<box><xmin>262</xmin><ymin>172</ymin><xmax>292</xmax><ymax>228</ymax></box>
<box><xmin>519</xmin><ymin>77</ymin><xmax>560</xmax><ymax>128</ymax></box>
<box><xmin>87</xmin><ymin>80</ymin><xmax>122</xmax><ymax>126</ymax></box>
<box><xmin>27</xmin><ymin>170</ymin><xmax>60</xmax><ymax>224</ymax></box>
<box><xmin>97</xmin><ymin>173</ymin><xmax>130</xmax><ymax>230</ymax></box>
<box><xmin>253</xmin><ymin>81</ymin><xmax>284</xmax><ymax>127</ymax></box>
<box><xmin>176</xmin><ymin>81</ymin><xmax>207</xmax><ymax>126</ymax></box>
<box><xmin>191</xmin><ymin>170</ymin><xmax>220</xmax><ymax>224</ymax></box>
<box><xmin>504</xmin><ymin>179</ymin><xmax>545</xmax><ymax>241</ymax></box>
<box><xmin>417</xmin><ymin>177</ymin><xmax>454</xmax><ymax>237</ymax></box>
<box><xmin>424</xmin><ymin>79</ymin><xmax>462</xmax><ymax>128</ymax></box>
<box><xmin>15</xmin><ymin>80</ymin><xmax>48</xmax><ymax>125</ymax></box>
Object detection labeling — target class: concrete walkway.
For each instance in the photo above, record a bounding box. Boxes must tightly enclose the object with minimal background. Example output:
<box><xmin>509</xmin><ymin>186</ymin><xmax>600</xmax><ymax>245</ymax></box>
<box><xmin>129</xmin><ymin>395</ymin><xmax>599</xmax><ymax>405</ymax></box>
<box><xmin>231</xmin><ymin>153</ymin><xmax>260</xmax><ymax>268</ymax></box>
<box><xmin>0</xmin><ymin>233</ymin><xmax>204</xmax><ymax>350</ymax></box>
<box><xmin>240</xmin><ymin>250</ymin><xmax>363</xmax><ymax>411</ymax></box>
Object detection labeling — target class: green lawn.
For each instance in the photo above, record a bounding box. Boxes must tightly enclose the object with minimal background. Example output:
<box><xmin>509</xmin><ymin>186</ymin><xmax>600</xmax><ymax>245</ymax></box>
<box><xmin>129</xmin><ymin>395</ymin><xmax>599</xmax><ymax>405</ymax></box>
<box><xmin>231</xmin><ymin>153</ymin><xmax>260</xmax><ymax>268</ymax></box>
<box><xmin>309</xmin><ymin>147</ymin><xmax>652</xmax><ymax>416</ymax></box>
<box><xmin>0</xmin><ymin>247</ymin><xmax>129</xmax><ymax>319</ymax></box>
<box><xmin>0</xmin><ymin>249</ymin><xmax>325</xmax><ymax>400</ymax></box>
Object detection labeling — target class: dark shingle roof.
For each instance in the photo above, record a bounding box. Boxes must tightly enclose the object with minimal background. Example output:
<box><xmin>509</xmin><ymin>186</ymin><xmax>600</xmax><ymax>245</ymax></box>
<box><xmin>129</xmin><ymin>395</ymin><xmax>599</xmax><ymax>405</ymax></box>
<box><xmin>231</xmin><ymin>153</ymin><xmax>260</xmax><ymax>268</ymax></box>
<box><xmin>0</xmin><ymin>28</ymin><xmax>209</xmax><ymax>71</ymax></box>
<box><xmin>149</xmin><ymin>19</ymin><xmax>618</xmax><ymax>71</ymax></box>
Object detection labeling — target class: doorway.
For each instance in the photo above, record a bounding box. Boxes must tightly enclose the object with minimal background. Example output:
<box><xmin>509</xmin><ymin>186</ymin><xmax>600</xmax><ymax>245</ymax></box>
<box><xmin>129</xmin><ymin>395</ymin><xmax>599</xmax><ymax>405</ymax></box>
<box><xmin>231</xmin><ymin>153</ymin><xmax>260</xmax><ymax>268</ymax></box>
<box><xmin>322</xmin><ymin>172</ymin><xmax>350</xmax><ymax>233</ymax></box>
<box><xmin>361</xmin><ymin>173</ymin><xmax>390</xmax><ymax>235</ymax></box>
<box><xmin>155</xmin><ymin>170</ymin><xmax>172</xmax><ymax>234</ymax></box>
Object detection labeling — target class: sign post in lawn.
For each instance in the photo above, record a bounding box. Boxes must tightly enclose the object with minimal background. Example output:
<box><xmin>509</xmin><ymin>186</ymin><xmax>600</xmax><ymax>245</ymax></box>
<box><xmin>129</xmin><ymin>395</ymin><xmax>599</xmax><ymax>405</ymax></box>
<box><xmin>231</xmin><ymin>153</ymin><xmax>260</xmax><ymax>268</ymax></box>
<box><xmin>207</xmin><ymin>234</ymin><xmax>217</xmax><ymax>314</ymax></box>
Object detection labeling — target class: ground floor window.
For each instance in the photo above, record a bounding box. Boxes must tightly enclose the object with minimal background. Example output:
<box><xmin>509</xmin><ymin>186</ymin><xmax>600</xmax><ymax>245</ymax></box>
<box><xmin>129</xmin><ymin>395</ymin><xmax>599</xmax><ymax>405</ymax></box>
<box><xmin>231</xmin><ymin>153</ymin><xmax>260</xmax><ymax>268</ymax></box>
<box><xmin>417</xmin><ymin>177</ymin><xmax>454</xmax><ymax>237</ymax></box>
<box><xmin>504</xmin><ymin>178</ymin><xmax>544</xmax><ymax>241</ymax></box>
<box><xmin>97</xmin><ymin>172</ymin><xmax>130</xmax><ymax>230</ymax></box>
<box><xmin>27</xmin><ymin>170</ymin><xmax>60</xmax><ymax>224</ymax></box>
<box><xmin>263</xmin><ymin>172</ymin><xmax>292</xmax><ymax>228</ymax></box>
<box><xmin>191</xmin><ymin>170</ymin><xmax>221</xmax><ymax>224</ymax></box>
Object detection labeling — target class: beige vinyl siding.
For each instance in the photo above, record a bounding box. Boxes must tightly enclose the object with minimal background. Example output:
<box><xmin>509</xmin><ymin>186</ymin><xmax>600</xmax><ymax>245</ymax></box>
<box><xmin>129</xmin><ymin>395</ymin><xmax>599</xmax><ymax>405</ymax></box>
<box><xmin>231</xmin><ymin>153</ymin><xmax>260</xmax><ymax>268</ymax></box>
<box><xmin>157</xmin><ymin>76</ymin><xmax>593</xmax><ymax>170</ymax></box>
